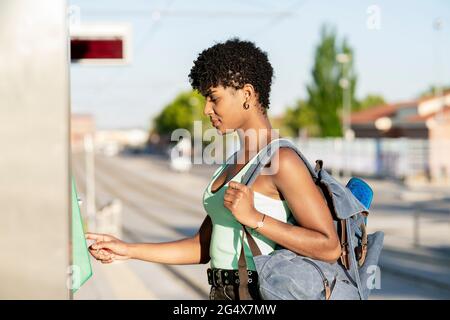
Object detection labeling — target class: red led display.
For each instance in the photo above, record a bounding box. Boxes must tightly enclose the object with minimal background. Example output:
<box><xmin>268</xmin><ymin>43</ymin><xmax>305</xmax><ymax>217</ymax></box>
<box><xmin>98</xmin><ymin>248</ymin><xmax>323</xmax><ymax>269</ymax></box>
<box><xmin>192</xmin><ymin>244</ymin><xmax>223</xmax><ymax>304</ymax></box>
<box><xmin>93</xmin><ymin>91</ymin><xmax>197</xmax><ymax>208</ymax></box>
<box><xmin>71</xmin><ymin>39</ymin><xmax>124</xmax><ymax>60</ymax></box>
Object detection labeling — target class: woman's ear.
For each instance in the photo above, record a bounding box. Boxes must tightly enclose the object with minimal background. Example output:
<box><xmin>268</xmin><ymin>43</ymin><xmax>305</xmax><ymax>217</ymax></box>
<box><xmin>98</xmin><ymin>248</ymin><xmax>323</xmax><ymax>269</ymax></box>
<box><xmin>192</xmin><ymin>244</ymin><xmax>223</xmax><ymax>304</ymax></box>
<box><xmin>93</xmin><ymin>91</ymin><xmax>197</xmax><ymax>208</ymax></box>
<box><xmin>242</xmin><ymin>84</ymin><xmax>255</xmax><ymax>101</ymax></box>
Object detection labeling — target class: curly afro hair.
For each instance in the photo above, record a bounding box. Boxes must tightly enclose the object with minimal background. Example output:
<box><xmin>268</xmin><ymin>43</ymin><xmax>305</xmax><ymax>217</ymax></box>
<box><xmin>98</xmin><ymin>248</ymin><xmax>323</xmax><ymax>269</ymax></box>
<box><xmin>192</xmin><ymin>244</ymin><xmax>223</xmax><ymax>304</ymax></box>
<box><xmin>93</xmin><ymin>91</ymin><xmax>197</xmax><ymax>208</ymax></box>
<box><xmin>188</xmin><ymin>38</ymin><xmax>274</xmax><ymax>114</ymax></box>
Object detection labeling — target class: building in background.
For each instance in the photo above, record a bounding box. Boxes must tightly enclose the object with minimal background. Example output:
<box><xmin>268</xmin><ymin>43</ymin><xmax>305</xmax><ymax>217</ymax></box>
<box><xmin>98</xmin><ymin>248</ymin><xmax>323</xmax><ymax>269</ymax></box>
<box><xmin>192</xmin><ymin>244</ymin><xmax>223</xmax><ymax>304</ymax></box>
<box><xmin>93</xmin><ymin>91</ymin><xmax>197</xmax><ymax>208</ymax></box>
<box><xmin>71</xmin><ymin>114</ymin><xmax>148</xmax><ymax>156</ymax></box>
<box><xmin>350</xmin><ymin>91</ymin><xmax>450</xmax><ymax>183</ymax></box>
<box><xmin>350</xmin><ymin>90</ymin><xmax>450</xmax><ymax>139</ymax></box>
<box><xmin>350</xmin><ymin>101</ymin><xmax>426</xmax><ymax>139</ymax></box>
<box><xmin>425</xmin><ymin>107</ymin><xmax>450</xmax><ymax>182</ymax></box>
<box><xmin>95</xmin><ymin>128</ymin><xmax>149</xmax><ymax>156</ymax></box>
<box><xmin>71</xmin><ymin>114</ymin><xmax>95</xmax><ymax>152</ymax></box>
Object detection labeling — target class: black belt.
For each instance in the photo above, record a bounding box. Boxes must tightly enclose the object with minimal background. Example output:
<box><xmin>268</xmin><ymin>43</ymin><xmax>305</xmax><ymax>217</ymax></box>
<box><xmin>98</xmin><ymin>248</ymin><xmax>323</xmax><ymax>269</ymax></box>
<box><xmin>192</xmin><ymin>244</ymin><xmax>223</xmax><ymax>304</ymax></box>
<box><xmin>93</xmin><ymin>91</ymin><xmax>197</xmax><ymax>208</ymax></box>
<box><xmin>207</xmin><ymin>268</ymin><xmax>258</xmax><ymax>287</ymax></box>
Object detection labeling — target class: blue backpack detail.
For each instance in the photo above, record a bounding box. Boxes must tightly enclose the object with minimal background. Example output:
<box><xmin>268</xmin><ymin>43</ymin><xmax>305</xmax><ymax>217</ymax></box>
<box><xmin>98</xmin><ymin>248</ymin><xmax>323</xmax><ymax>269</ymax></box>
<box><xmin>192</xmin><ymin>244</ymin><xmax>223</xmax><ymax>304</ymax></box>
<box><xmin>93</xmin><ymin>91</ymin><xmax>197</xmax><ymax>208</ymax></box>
<box><xmin>237</xmin><ymin>138</ymin><xmax>384</xmax><ymax>300</ymax></box>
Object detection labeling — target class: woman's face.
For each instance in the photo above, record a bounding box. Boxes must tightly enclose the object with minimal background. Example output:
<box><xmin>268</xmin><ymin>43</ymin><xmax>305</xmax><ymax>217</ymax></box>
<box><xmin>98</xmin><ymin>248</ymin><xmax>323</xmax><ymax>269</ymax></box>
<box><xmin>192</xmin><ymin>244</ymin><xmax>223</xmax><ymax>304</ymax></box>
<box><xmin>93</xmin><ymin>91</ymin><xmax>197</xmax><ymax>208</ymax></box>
<box><xmin>203</xmin><ymin>85</ymin><xmax>247</xmax><ymax>135</ymax></box>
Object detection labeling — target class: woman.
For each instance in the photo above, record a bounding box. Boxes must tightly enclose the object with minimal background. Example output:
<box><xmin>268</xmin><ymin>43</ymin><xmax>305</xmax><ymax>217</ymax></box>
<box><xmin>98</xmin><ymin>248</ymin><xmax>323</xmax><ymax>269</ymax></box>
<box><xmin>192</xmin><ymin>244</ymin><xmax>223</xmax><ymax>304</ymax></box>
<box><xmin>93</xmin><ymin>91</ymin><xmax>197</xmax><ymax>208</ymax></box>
<box><xmin>86</xmin><ymin>38</ymin><xmax>341</xmax><ymax>300</ymax></box>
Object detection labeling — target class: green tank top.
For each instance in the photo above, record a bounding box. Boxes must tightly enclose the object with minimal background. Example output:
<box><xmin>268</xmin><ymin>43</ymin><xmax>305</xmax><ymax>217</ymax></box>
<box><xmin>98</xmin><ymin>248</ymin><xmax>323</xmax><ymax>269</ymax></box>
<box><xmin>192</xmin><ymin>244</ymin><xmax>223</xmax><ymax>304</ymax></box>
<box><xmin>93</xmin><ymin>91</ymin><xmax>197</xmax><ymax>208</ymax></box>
<box><xmin>202</xmin><ymin>142</ymin><xmax>294</xmax><ymax>270</ymax></box>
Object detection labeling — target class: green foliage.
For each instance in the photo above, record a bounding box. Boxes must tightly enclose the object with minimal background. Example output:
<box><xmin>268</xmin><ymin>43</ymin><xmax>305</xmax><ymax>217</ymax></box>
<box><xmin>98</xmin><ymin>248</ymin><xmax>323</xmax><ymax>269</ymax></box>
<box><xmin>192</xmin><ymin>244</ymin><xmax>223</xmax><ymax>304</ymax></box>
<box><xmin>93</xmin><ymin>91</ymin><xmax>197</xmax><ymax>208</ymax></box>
<box><xmin>306</xmin><ymin>25</ymin><xmax>358</xmax><ymax>137</ymax></box>
<box><xmin>419</xmin><ymin>85</ymin><xmax>450</xmax><ymax>98</ymax></box>
<box><xmin>282</xmin><ymin>100</ymin><xmax>320</xmax><ymax>137</ymax></box>
<box><xmin>153</xmin><ymin>90</ymin><xmax>210</xmax><ymax>136</ymax></box>
<box><xmin>356</xmin><ymin>94</ymin><xmax>386</xmax><ymax>111</ymax></box>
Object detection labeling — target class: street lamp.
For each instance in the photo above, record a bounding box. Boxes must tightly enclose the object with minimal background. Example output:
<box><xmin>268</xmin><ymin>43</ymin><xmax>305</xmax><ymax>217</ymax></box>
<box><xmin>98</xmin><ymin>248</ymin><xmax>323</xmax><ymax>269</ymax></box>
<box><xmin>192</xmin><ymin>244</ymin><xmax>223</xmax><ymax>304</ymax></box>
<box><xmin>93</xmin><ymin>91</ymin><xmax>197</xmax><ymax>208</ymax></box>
<box><xmin>337</xmin><ymin>53</ymin><xmax>353</xmax><ymax>178</ymax></box>
<box><xmin>84</xmin><ymin>134</ymin><xmax>96</xmax><ymax>232</ymax></box>
<box><xmin>433</xmin><ymin>18</ymin><xmax>445</xmax><ymax>123</ymax></box>
<box><xmin>336</xmin><ymin>53</ymin><xmax>352</xmax><ymax>139</ymax></box>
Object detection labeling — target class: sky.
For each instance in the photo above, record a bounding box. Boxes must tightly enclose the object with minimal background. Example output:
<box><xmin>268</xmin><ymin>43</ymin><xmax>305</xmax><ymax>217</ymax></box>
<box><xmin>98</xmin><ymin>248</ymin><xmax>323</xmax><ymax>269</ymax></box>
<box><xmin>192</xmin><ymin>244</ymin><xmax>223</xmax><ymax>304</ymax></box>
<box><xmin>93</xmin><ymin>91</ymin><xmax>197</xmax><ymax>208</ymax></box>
<box><xmin>69</xmin><ymin>0</ymin><xmax>450</xmax><ymax>129</ymax></box>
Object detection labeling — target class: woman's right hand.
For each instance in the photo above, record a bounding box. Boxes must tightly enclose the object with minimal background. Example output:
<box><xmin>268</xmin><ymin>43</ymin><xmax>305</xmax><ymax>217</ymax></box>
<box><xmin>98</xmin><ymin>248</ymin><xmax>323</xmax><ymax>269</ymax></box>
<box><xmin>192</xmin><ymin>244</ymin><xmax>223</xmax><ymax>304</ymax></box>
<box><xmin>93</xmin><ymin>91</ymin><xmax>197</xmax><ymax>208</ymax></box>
<box><xmin>85</xmin><ymin>233</ymin><xmax>132</xmax><ymax>263</ymax></box>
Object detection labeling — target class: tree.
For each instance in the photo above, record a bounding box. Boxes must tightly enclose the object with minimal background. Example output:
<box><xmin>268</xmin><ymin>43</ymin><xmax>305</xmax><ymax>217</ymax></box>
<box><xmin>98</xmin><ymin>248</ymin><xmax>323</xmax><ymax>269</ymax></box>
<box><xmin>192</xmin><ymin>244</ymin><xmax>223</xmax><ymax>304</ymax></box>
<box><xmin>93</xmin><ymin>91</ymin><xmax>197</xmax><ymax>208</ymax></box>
<box><xmin>356</xmin><ymin>94</ymin><xmax>386</xmax><ymax>111</ymax></box>
<box><xmin>153</xmin><ymin>90</ymin><xmax>209</xmax><ymax>137</ymax></box>
<box><xmin>419</xmin><ymin>85</ymin><xmax>450</xmax><ymax>98</ymax></box>
<box><xmin>306</xmin><ymin>25</ymin><xmax>358</xmax><ymax>137</ymax></box>
<box><xmin>282</xmin><ymin>100</ymin><xmax>319</xmax><ymax>137</ymax></box>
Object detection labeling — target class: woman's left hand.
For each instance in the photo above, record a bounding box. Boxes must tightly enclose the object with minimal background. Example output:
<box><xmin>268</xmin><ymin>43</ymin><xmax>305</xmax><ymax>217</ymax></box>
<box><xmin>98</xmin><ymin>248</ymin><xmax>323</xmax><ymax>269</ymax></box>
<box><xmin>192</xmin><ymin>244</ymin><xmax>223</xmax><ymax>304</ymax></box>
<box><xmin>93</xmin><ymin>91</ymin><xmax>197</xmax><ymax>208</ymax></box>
<box><xmin>224</xmin><ymin>181</ymin><xmax>260</xmax><ymax>227</ymax></box>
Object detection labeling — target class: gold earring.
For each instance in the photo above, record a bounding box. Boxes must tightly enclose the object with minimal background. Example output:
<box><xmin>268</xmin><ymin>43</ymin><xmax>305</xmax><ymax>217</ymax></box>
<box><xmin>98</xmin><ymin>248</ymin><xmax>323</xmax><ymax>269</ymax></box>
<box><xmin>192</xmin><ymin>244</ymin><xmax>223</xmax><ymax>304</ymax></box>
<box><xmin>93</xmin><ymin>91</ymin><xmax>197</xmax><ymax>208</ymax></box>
<box><xmin>243</xmin><ymin>102</ymin><xmax>250</xmax><ymax>110</ymax></box>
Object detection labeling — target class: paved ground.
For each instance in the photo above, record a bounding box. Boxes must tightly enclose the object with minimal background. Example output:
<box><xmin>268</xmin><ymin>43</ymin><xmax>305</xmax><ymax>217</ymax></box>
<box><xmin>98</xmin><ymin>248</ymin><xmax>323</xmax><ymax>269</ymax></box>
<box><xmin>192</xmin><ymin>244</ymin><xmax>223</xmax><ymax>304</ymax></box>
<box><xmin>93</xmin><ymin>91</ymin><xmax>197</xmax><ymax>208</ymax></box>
<box><xmin>72</xmin><ymin>152</ymin><xmax>450</xmax><ymax>300</ymax></box>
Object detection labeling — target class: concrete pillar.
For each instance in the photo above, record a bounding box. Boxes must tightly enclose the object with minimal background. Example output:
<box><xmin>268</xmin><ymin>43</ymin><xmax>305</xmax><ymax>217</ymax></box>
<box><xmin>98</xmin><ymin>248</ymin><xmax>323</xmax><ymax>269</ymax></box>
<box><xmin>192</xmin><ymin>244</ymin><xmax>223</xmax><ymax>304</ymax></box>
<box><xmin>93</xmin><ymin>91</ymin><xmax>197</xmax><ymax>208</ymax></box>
<box><xmin>0</xmin><ymin>0</ymin><xmax>71</xmax><ymax>299</ymax></box>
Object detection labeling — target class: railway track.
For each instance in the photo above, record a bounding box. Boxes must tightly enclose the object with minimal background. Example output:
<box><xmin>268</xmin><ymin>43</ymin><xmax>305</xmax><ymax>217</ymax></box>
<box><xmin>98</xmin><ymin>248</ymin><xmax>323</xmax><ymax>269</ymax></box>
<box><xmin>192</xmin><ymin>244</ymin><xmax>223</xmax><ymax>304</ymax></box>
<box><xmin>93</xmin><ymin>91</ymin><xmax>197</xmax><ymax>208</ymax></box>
<box><xmin>72</xmin><ymin>154</ymin><xmax>210</xmax><ymax>299</ymax></box>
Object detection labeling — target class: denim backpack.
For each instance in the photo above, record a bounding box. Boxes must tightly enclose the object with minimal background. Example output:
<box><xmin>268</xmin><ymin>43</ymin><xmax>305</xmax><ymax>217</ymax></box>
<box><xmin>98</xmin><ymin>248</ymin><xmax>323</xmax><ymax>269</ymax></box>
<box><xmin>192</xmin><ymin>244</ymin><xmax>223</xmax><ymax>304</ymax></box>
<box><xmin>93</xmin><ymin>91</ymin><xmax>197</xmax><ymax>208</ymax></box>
<box><xmin>236</xmin><ymin>138</ymin><xmax>384</xmax><ymax>300</ymax></box>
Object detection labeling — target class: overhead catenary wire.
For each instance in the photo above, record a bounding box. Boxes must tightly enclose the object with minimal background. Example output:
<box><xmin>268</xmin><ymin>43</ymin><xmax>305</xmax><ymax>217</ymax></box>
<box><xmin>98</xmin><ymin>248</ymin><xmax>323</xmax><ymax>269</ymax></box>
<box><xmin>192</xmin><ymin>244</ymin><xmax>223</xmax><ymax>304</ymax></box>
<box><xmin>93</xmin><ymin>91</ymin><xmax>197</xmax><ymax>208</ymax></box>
<box><xmin>73</xmin><ymin>0</ymin><xmax>305</xmax><ymax>114</ymax></box>
<box><xmin>78</xmin><ymin>0</ymin><xmax>178</xmax><ymax>109</ymax></box>
<box><xmin>247</xmin><ymin>0</ymin><xmax>307</xmax><ymax>39</ymax></box>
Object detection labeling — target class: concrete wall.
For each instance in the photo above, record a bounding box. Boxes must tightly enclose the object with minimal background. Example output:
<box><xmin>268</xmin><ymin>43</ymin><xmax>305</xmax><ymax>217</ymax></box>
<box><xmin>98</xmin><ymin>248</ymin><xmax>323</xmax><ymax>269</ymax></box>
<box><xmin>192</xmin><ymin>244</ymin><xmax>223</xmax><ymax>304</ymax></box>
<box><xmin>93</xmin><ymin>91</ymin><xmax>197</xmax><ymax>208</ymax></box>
<box><xmin>0</xmin><ymin>0</ymin><xmax>71</xmax><ymax>299</ymax></box>
<box><xmin>429</xmin><ymin>115</ymin><xmax>450</xmax><ymax>181</ymax></box>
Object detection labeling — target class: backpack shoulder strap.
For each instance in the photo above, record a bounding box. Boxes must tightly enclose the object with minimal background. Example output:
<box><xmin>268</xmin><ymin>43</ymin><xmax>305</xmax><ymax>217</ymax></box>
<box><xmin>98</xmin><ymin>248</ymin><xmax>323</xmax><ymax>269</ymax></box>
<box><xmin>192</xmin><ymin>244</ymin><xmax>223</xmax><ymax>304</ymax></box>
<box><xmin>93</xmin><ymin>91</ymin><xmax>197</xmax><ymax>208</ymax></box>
<box><xmin>241</xmin><ymin>138</ymin><xmax>319</xmax><ymax>186</ymax></box>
